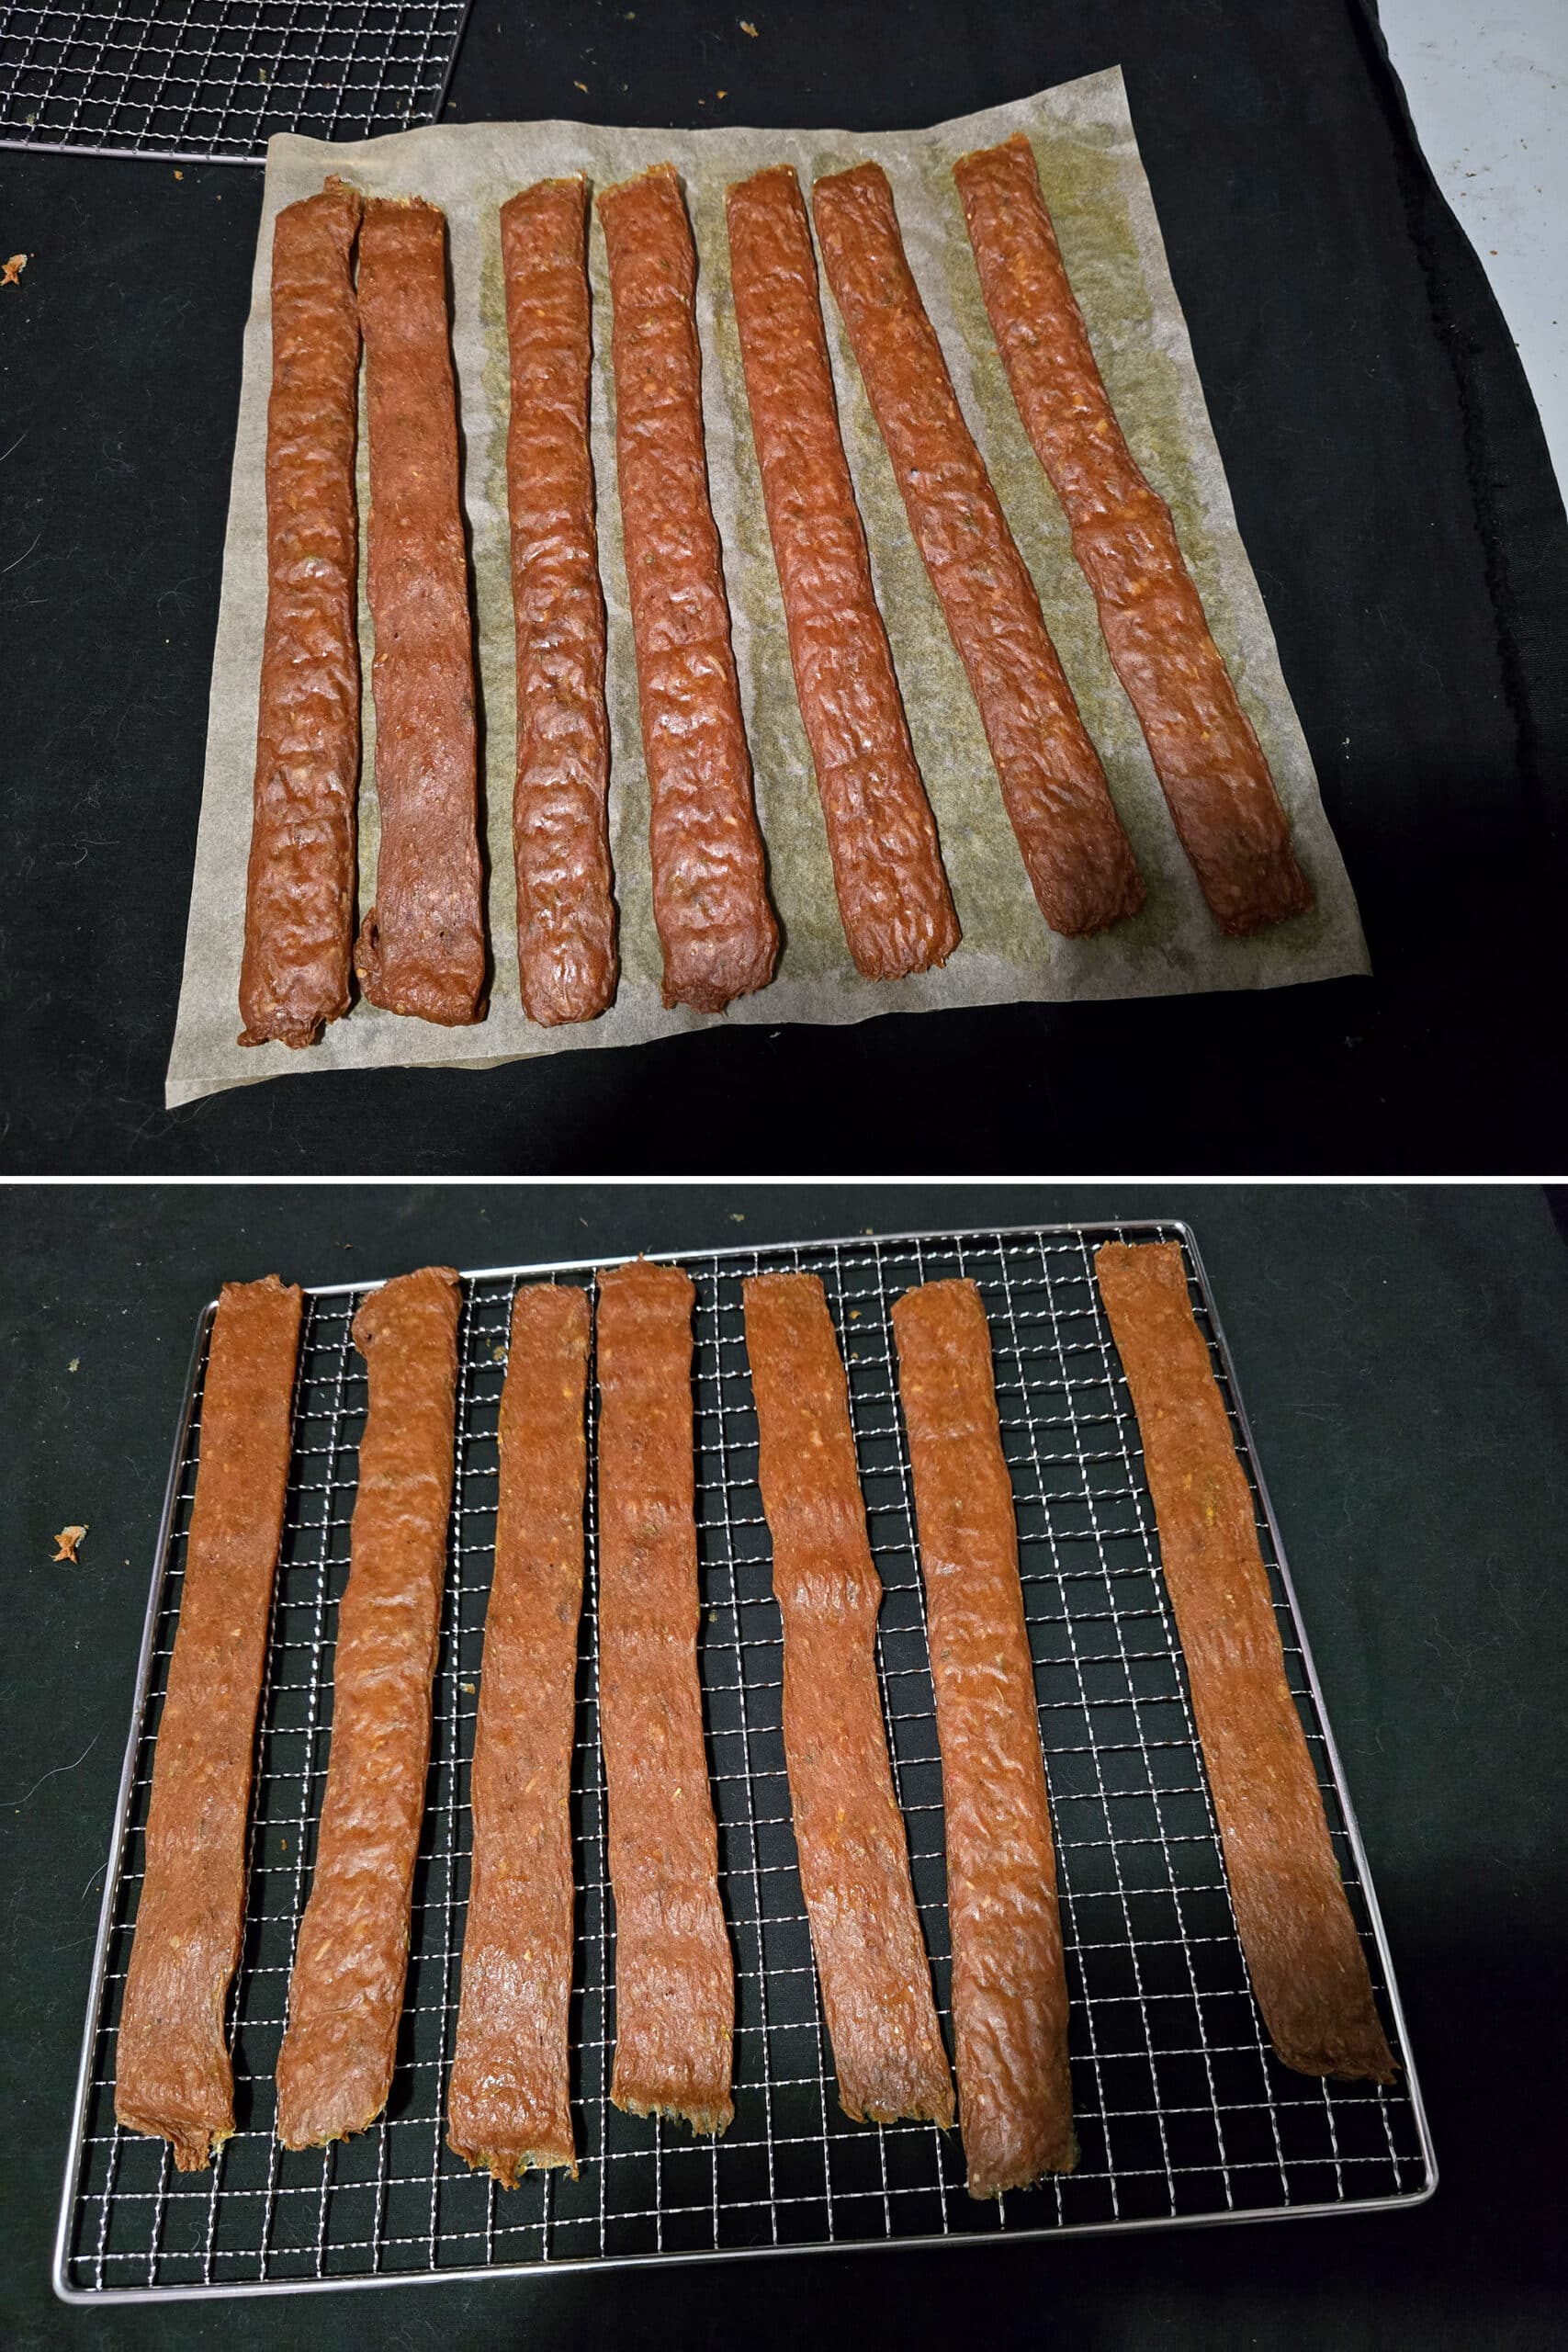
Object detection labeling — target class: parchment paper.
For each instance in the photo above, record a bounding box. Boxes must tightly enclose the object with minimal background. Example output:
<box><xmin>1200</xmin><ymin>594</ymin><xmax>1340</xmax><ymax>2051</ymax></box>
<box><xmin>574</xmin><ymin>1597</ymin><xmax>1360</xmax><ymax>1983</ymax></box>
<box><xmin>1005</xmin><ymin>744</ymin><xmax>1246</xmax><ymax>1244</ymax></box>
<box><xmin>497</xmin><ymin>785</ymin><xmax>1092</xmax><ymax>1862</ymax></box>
<box><xmin>165</xmin><ymin>66</ymin><xmax>1368</xmax><ymax>1108</ymax></box>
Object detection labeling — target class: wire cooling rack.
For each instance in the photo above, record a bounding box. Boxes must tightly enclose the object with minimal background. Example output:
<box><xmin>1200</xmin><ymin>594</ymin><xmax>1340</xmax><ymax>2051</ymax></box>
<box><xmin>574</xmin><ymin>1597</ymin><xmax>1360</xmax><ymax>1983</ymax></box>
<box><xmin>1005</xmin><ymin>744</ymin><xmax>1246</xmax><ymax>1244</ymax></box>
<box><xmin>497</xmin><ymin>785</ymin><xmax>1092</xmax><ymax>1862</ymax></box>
<box><xmin>0</xmin><ymin>1</ymin><xmax>472</xmax><ymax>164</ymax></box>
<box><xmin>54</xmin><ymin>1220</ymin><xmax>1434</xmax><ymax>2303</ymax></box>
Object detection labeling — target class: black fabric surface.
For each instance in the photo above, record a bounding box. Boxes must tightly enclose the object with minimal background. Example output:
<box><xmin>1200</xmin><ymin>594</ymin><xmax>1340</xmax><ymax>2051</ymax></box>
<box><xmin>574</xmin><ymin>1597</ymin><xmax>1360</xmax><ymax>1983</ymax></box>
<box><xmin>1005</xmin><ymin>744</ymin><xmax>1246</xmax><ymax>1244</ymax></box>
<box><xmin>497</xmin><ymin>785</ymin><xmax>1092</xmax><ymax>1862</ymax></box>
<box><xmin>3</xmin><ymin>0</ymin><xmax>1566</xmax><ymax>1174</ymax></box>
<box><xmin>2</xmin><ymin>1182</ymin><xmax>1564</xmax><ymax>2350</ymax></box>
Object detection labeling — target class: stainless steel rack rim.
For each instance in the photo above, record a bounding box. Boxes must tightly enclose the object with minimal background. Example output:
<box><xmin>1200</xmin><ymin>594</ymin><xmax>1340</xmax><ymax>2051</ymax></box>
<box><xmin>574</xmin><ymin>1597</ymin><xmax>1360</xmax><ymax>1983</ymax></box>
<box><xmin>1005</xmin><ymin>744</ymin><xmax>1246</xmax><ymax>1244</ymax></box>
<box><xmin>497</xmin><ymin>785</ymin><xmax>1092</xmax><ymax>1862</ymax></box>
<box><xmin>53</xmin><ymin>1217</ymin><xmax>1436</xmax><ymax>2306</ymax></box>
<box><xmin>55</xmin><ymin>2171</ymin><xmax>1436</xmax><ymax>2307</ymax></box>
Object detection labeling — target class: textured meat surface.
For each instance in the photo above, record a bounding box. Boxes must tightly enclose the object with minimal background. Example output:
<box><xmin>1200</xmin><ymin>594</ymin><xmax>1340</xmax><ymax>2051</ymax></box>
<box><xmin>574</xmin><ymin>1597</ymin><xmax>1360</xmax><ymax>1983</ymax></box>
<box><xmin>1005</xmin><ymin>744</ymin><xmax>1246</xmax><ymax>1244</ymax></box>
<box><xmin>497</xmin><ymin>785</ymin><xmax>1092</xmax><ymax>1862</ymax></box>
<box><xmin>891</xmin><ymin>1278</ymin><xmax>1075</xmax><ymax>2196</ymax></box>
<box><xmin>353</xmin><ymin>201</ymin><xmax>487</xmax><ymax>1026</ymax></box>
<box><xmin>1093</xmin><ymin>1243</ymin><xmax>1393</xmax><ymax>2081</ymax></box>
<box><xmin>239</xmin><ymin>182</ymin><xmax>363</xmax><ymax>1050</ymax></box>
<box><xmin>115</xmin><ymin>1277</ymin><xmax>304</xmax><ymax>2170</ymax></box>
<box><xmin>448</xmin><ymin>1283</ymin><xmax>589</xmax><ymax>2182</ymax></box>
<box><xmin>502</xmin><ymin>179</ymin><xmax>618</xmax><ymax>1024</ymax></box>
<box><xmin>726</xmin><ymin>167</ymin><xmax>959</xmax><ymax>981</ymax></box>
<box><xmin>954</xmin><ymin>136</ymin><xmax>1310</xmax><ymax>937</ymax></box>
<box><xmin>595</xmin><ymin>1260</ymin><xmax>734</xmax><ymax>2132</ymax></box>
<box><xmin>811</xmin><ymin>162</ymin><xmax>1144</xmax><ymax>940</ymax></box>
<box><xmin>276</xmin><ymin>1266</ymin><xmax>461</xmax><ymax>2147</ymax></box>
<box><xmin>743</xmin><ymin>1273</ymin><xmax>953</xmax><ymax>2125</ymax></box>
<box><xmin>597</xmin><ymin>166</ymin><xmax>779</xmax><ymax>1015</ymax></box>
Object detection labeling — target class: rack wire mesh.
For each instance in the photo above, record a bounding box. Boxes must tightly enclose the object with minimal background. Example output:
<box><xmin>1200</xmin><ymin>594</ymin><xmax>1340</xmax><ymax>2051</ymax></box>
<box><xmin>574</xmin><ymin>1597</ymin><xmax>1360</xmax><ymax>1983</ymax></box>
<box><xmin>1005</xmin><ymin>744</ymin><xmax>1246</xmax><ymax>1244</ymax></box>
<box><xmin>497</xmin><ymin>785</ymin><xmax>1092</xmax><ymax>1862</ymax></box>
<box><xmin>0</xmin><ymin>1</ymin><xmax>471</xmax><ymax>164</ymax></box>
<box><xmin>54</xmin><ymin>1220</ymin><xmax>1433</xmax><ymax>2303</ymax></box>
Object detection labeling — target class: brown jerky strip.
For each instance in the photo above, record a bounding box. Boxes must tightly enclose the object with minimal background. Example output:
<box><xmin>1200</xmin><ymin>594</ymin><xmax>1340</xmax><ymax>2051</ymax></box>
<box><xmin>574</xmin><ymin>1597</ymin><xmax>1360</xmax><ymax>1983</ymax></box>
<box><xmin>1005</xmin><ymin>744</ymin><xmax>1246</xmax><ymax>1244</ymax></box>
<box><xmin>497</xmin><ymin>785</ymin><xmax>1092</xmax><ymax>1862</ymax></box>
<box><xmin>597</xmin><ymin>166</ymin><xmax>779</xmax><ymax>1014</ymax></box>
<box><xmin>1094</xmin><ymin>1244</ymin><xmax>1393</xmax><ymax>2081</ymax></box>
<box><xmin>595</xmin><ymin>1260</ymin><xmax>734</xmax><ymax>2132</ymax></box>
<box><xmin>743</xmin><ymin>1274</ymin><xmax>953</xmax><ymax>2124</ymax></box>
<box><xmin>115</xmin><ymin>1277</ymin><xmax>304</xmax><ymax>2170</ymax></box>
<box><xmin>276</xmin><ymin>1266</ymin><xmax>461</xmax><ymax>2147</ymax></box>
<box><xmin>892</xmin><ymin>1279</ymin><xmax>1075</xmax><ymax>2196</ymax></box>
<box><xmin>954</xmin><ymin>137</ymin><xmax>1310</xmax><ymax>935</ymax></box>
<box><xmin>726</xmin><ymin>167</ymin><xmax>959</xmax><ymax>981</ymax></box>
<box><xmin>239</xmin><ymin>181</ymin><xmax>363</xmax><ymax>1049</ymax></box>
<box><xmin>502</xmin><ymin>179</ymin><xmax>618</xmax><ymax>1025</ymax></box>
<box><xmin>353</xmin><ymin>200</ymin><xmax>486</xmax><ymax>1027</ymax></box>
<box><xmin>811</xmin><ymin>163</ymin><xmax>1144</xmax><ymax>939</ymax></box>
<box><xmin>448</xmin><ymin>1284</ymin><xmax>590</xmax><ymax>2183</ymax></box>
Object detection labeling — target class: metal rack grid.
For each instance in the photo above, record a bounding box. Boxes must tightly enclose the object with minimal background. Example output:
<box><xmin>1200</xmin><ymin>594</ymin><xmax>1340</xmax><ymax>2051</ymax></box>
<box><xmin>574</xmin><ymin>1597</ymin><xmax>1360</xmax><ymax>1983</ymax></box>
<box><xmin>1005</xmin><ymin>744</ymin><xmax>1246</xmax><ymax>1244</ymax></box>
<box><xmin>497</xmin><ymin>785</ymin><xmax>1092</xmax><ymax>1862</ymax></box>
<box><xmin>0</xmin><ymin>1</ymin><xmax>472</xmax><ymax>164</ymax></box>
<box><xmin>54</xmin><ymin>1220</ymin><xmax>1434</xmax><ymax>2303</ymax></box>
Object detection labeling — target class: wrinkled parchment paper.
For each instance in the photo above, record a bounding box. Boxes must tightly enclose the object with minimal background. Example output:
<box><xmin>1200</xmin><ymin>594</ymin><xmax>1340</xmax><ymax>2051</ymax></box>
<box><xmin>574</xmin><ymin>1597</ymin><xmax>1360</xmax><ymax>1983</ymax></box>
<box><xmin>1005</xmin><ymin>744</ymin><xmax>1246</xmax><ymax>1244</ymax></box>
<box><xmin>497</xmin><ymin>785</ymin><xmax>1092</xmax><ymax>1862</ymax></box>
<box><xmin>165</xmin><ymin>66</ymin><xmax>1368</xmax><ymax>1107</ymax></box>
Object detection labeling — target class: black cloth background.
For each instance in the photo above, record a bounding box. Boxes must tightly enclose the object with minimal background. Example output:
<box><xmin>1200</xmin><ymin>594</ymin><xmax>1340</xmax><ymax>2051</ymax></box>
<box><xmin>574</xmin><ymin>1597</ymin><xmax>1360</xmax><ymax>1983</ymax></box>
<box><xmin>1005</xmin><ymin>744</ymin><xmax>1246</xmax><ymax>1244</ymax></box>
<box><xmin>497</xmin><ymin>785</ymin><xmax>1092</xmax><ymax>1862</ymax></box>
<box><xmin>2</xmin><ymin>1182</ymin><xmax>1564</xmax><ymax>2351</ymax></box>
<box><xmin>2</xmin><ymin>0</ymin><xmax>1565</xmax><ymax>1173</ymax></box>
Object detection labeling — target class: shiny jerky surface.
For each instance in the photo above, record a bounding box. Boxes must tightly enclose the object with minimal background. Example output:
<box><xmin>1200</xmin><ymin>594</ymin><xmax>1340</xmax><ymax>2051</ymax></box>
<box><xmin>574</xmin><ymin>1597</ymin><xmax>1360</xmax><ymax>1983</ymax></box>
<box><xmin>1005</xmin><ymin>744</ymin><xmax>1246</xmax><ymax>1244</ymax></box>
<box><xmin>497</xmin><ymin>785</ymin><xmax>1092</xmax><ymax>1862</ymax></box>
<box><xmin>593</xmin><ymin>1259</ymin><xmax>736</xmax><ymax>2132</ymax></box>
<box><xmin>954</xmin><ymin>136</ymin><xmax>1310</xmax><ymax>937</ymax></box>
<box><xmin>275</xmin><ymin>1267</ymin><xmax>463</xmax><ymax>2148</ymax></box>
<box><xmin>60</xmin><ymin>1229</ymin><xmax>1427</xmax><ymax>2300</ymax></box>
<box><xmin>1093</xmin><ymin>1243</ymin><xmax>1393</xmax><ymax>2081</ymax></box>
<box><xmin>237</xmin><ymin>185</ymin><xmax>363</xmax><ymax>1051</ymax></box>
<box><xmin>597</xmin><ymin>165</ymin><xmax>780</xmax><ymax>1016</ymax></box>
<box><xmin>353</xmin><ymin>202</ymin><xmax>487</xmax><ymax>1027</ymax></box>
<box><xmin>113</xmin><ymin>1277</ymin><xmax>304</xmax><ymax>2171</ymax></box>
<box><xmin>447</xmin><ymin>1284</ymin><xmax>590</xmax><ymax>2183</ymax></box>
<box><xmin>742</xmin><ymin>1273</ymin><xmax>953</xmax><ymax>2128</ymax></box>
<box><xmin>892</xmin><ymin>1278</ymin><xmax>1076</xmax><ymax>2196</ymax></box>
<box><xmin>501</xmin><ymin>180</ymin><xmax>619</xmax><ymax>1026</ymax></box>
<box><xmin>811</xmin><ymin>161</ymin><xmax>1145</xmax><ymax>941</ymax></box>
<box><xmin>725</xmin><ymin>166</ymin><xmax>959</xmax><ymax>981</ymax></box>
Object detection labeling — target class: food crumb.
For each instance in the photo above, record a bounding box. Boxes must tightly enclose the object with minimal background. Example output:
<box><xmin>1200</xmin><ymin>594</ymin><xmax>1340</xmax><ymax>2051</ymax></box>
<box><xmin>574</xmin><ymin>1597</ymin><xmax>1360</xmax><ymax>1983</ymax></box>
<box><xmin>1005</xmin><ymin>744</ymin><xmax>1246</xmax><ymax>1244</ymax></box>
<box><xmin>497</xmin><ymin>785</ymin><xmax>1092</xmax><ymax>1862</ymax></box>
<box><xmin>175</xmin><ymin>169</ymin><xmax>183</xmax><ymax>180</ymax></box>
<box><xmin>1</xmin><ymin>254</ymin><xmax>27</xmax><ymax>288</ymax></box>
<box><xmin>52</xmin><ymin>1524</ymin><xmax>88</xmax><ymax>1563</ymax></box>
<box><xmin>68</xmin><ymin>1357</ymin><xmax>80</xmax><ymax>1373</ymax></box>
<box><xmin>491</xmin><ymin>1343</ymin><xmax>506</xmax><ymax>1363</ymax></box>
<box><xmin>461</xmin><ymin>1680</ymin><xmax>477</xmax><ymax>1695</ymax></box>
<box><xmin>574</xmin><ymin>78</ymin><xmax>588</xmax><ymax>91</ymax></box>
<box><xmin>740</xmin><ymin>17</ymin><xmax>758</xmax><ymax>32</ymax></box>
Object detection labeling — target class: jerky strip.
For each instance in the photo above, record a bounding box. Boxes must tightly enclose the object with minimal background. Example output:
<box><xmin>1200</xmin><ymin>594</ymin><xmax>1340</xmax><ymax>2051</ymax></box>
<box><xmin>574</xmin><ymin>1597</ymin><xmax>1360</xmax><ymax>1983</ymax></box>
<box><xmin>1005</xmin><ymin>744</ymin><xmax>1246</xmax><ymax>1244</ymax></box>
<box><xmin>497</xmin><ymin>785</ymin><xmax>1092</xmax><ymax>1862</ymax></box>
<box><xmin>239</xmin><ymin>181</ymin><xmax>363</xmax><ymax>1049</ymax></box>
<box><xmin>595</xmin><ymin>1260</ymin><xmax>733</xmax><ymax>2132</ymax></box>
<box><xmin>115</xmin><ymin>1277</ymin><xmax>304</xmax><ymax>2169</ymax></box>
<box><xmin>448</xmin><ymin>1283</ymin><xmax>590</xmax><ymax>2182</ymax></box>
<box><xmin>353</xmin><ymin>200</ymin><xmax>486</xmax><ymax>1026</ymax></box>
<box><xmin>892</xmin><ymin>1279</ymin><xmax>1075</xmax><ymax>2196</ymax></box>
<box><xmin>744</xmin><ymin>1273</ymin><xmax>953</xmax><ymax>2124</ymax></box>
<box><xmin>954</xmin><ymin>136</ymin><xmax>1310</xmax><ymax>935</ymax></box>
<box><xmin>502</xmin><ymin>179</ymin><xmax>618</xmax><ymax>1024</ymax></box>
<box><xmin>812</xmin><ymin>163</ymin><xmax>1144</xmax><ymax>939</ymax></box>
<box><xmin>1093</xmin><ymin>1243</ymin><xmax>1393</xmax><ymax>2080</ymax></box>
<box><xmin>276</xmin><ymin>1266</ymin><xmax>462</xmax><ymax>2146</ymax></box>
<box><xmin>597</xmin><ymin>166</ymin><xmax>779</xmax><ymax>1014</ymax></box>
<box><xmin>726</xmin><ymin>166</ymin><xmax>959</xmax><ymax>981</ymax></box>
